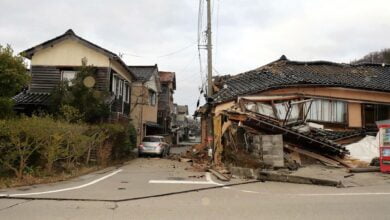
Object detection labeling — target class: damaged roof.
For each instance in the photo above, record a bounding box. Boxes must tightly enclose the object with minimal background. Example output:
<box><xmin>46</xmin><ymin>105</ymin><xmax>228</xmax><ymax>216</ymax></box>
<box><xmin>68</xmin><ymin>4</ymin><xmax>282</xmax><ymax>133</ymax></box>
<box><xmin>128</xmin><ymin>65</ymin><xmax>158</xmax><ymax>82</ymax></box>
<box><xmin>213</xmin><ymin>55</ymin><xmax>390</xmax><ymax>103</ymax></box>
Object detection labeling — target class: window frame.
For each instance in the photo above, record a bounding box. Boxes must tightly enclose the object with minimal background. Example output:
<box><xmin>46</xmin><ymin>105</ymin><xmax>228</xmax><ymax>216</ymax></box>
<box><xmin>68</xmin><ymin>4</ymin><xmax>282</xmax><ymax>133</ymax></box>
<box><xmin>61</xmin><ymin>70</ymin><xmax>77</xmax><ymax>86</ymax></box>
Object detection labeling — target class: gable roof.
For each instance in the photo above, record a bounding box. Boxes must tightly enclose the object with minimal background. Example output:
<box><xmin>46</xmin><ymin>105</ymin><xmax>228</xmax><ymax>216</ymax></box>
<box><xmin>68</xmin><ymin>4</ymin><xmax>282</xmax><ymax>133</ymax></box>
<box><xmin>21</xmin><ymin>29</ymin><xmax>135</xmax><ymax>79</ymax></box>
<box><xmin>128</xmin><ymin>65</ymin><xmax>158</xmax><ymax>82</ymax></box>
<box><xmin>213</xmin><ymin>55</ymin><xmax>390</xmax><ymax>103</ymax></box>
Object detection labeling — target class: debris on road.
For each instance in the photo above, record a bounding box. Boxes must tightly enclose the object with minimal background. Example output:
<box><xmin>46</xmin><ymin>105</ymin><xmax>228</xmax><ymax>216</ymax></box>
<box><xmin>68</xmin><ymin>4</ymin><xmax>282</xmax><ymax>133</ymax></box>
<box><xmin>208</xmin><ymin>169</ymin><xmax>230</xmax><ymax>181</ymax></box>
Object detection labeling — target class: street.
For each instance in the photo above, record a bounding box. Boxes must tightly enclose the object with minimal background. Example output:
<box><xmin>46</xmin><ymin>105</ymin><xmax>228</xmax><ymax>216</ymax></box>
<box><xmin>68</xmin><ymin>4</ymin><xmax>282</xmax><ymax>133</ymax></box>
<box><xmin>1</xmin><ymin>146</ymin><xmax>390</xmax><ymax>220</ymax></box>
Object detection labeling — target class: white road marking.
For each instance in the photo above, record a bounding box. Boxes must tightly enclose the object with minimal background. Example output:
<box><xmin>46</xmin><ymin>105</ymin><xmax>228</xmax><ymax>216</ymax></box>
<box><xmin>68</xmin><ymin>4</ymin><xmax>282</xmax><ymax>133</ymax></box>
<box><xmin>3</xmin><ymin>169</ymin><xmax>123</xmax><ymax>197</ymax></box>
<box><xmin>241</xmin><ymin>190</ymin><xmax>260</xmax><ymax>194</ymax></box>
<box><xmin>205</xmin><ymin>173</ymin><xmax>223</xmax><ymax>186</ymax></box>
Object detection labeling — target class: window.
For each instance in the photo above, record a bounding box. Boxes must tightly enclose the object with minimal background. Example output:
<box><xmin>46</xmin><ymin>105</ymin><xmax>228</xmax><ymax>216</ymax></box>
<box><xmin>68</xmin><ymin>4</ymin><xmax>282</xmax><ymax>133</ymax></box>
<box><xmin>62</xmin><ymin>70</ymin><xmax>76</xmax><ymax>86</ymax></box>
<box><xmin>149</xmin><ymin>90</ymin><xmax>156</xmax><ymax>106</ymax></box>
<box><xmin>112</xmin><ymin>75</ymin><xmax>118</xmax><ymax>96</ymax></box>
<box><xmin>112</xmin><ymin>75</ymin><xmax>124</xmax><ymax>98</ymax></box>
<box><xmin>305</xmin><ymin>99</ymin><xmax>346</xmax><ymax>123</ymax></box>
<box><xmin>124</xmin><ymin>83</ymin><xmax>130</xmax><ymax>103</ymax></box>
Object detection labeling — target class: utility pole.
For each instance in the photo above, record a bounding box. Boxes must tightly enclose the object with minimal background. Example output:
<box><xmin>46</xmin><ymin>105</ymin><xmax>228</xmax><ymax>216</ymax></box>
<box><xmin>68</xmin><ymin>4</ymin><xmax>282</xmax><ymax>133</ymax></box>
<box><xmin>207</xmin><ymin>0</ymin><xmax>213</xmax><ymax>97</ymax></box>
<box><xmin>206</xmin><ymin>0</ymin><xmax>214</xmax><ymax>160</ymax></box>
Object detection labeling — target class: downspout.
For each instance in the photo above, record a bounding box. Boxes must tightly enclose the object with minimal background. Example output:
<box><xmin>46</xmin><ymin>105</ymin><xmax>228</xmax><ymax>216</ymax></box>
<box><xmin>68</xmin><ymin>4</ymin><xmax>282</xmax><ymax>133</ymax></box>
<box><xmin>140</xmin><ymin>82</ymin><xmax>145</xmax><ymax>139</ymax></box>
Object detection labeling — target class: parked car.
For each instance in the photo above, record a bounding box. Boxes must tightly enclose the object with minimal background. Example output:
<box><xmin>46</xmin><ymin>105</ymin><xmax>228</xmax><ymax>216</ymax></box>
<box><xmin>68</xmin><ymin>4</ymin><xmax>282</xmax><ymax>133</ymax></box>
<box><xmin>138</xmin><ymin>136</ymin><xmax>170</xmax><ymax>157</ymax></box>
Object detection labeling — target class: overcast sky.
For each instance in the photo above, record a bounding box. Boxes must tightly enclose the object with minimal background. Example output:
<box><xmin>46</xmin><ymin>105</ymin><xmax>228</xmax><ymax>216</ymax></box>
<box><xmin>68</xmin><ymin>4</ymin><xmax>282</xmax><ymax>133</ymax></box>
<box><xmin>1</xmin><ymin>0</ymin><xmax>390</xmax><ymax>113</ymax></box>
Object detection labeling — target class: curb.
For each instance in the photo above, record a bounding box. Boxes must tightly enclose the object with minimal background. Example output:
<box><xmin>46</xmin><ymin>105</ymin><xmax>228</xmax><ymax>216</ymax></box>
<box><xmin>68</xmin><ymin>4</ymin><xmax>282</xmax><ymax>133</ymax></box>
<box><xmin>229</xmin><ymin>166</ymin><xmax>343</xmax><ymax>187</ymax></box>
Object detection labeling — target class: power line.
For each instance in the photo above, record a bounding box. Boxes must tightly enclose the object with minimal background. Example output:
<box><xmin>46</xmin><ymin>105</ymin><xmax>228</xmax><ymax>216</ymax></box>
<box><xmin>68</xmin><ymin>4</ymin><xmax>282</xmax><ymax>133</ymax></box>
<box><xmin>122</xmin><ymin>41</ymin><xmax>197</xmax><ymax>59</ymax></box>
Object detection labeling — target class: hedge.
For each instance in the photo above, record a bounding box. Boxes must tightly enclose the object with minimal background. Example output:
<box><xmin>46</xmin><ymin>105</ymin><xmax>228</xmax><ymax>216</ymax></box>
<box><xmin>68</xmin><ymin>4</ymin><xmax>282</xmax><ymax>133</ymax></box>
<box><xmin>0</xmin><ymin>116</ymin><xmax>135</xmax><ymax>179</ymax></box>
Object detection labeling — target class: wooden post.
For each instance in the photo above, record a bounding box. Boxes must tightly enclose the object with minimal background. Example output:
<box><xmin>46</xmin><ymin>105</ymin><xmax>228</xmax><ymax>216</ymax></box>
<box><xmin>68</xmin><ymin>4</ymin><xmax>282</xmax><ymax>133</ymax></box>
<box><xmin>213</xmin><ymin>115</ymin><xmax>222</xmax><ymax>166</ymax></box>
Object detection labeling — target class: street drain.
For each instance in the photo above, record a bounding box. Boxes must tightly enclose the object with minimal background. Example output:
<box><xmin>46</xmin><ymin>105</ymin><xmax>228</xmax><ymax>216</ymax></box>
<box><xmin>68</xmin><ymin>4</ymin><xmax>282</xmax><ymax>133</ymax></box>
<box><xmin>118</xmin><ymin>188</ymin><xmax>126</xmax><ymax>190</ymax></box>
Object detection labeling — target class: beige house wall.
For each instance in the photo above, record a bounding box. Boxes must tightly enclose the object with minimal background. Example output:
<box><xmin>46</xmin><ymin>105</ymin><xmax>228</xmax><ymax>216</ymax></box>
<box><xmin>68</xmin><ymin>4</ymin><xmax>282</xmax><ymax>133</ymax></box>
<box><xmin>348</xmin><ymin>103</ymin><xmax>362</xmax><ymax>128</ymax></box>
<box><xmin>130</xmin><ymin>83</ymin><xmax>158</xmax><ymax>145</ymax></box>
<box><xmin>261</xmin><ymin>87</ymin><xmax>390</xmax><ymax>104</ymax></box>
<box><xmin>31</xmin><ymin>38</ymin><xmax>109</xmax><ymax>67</ymax></box>
<box><xmin>111</xmin><ymin>60</ymin><xmax>132</xmax><ymax>82</ymax></box>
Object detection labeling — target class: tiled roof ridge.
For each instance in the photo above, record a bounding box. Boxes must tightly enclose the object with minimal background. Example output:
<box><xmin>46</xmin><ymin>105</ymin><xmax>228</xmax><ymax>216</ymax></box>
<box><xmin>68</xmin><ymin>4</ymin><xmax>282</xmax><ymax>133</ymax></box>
<box><xmin>212</xmin><ymin>55</ymin><xmax>390</xmax><ymax>103</ymax></box>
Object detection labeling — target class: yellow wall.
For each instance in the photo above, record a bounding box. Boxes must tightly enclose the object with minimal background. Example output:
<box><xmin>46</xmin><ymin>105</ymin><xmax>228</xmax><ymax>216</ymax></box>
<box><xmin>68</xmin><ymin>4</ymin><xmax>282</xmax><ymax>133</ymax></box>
<box><xmin>31</xmin><ymin>38</ymin><xmax>109</xmax><ymax>67</ymax></box>
<box><xmin>348</xmin><ymin>103</ymin><xmax>362</xmax><ymax>127</ymax></box>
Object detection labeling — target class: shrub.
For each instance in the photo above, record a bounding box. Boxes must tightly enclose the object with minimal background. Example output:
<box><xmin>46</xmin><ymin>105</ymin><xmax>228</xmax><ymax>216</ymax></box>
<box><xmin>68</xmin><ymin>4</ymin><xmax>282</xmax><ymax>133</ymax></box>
<box><xmin>49</xmin><ymin>63</ymin><xmax>110</xmax><ymax>123</ymax></box>
<box><xmin>0</xmin><ymin>97</ymin><xmax>14</xmax><ymax>119</ymax></box>
<box><xmin>0</xmin><ymin>117</ymin><xmax>136</xmax><ymax>179</ymax></box>
<box><xmin>0</xmin><ymin>117</ymin><xmax>47</xmax><ymax>178</ymax></box>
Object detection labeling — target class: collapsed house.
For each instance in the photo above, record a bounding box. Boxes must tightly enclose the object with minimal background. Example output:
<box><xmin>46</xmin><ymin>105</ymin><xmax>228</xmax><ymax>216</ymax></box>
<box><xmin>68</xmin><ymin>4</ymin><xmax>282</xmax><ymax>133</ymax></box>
<box><xmin>197</xmin><ymin>55</ymin><xmax>390</xmax><ymax>169</ymax></box>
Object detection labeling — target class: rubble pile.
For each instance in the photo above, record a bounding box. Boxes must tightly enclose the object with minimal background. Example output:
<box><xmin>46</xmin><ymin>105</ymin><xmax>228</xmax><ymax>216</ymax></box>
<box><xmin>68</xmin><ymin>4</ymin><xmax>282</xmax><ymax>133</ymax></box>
<box><xmin>211</xmin><ymin>98</ymin><xmax>371</xmax><ymax>172</ymax></box>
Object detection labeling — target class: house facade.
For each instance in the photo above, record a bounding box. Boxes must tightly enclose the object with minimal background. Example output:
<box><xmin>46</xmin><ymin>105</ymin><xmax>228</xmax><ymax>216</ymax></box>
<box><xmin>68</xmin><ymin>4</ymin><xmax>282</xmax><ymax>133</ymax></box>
<box><xmin>200</xmin><ymin>55</ymin><xmax>390</xmax><ymax>146</ymax></box>
<box><xmin>13</xmin><ymin>29</ymin><xmax>135</xmax><ymax>119</ymax></box>
<box><xmin>128</xmin><ymin>65</ymin><xmax>161</xmax><ymax>145</ymax></box>
<box><xmin>176</xmin><ymin>104</ymin><xmax>189</xmax><ymax>141</ymax></box>
<box><xmin>157</xmin><ymin>71</ymin><xmax>176</xmax><ymax>134</ymax></box>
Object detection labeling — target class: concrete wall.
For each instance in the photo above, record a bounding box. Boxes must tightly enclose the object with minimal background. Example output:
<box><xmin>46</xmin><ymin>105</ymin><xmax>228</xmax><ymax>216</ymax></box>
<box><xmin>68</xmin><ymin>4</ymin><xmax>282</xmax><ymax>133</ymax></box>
<box><xmin>31</xmin><ymin>38</ymin><xmax>109</xmax><ymax>67</ymax></box>
<box><xmin>348</xmin><ymin>103</ymin><xmax>362</xmax><ymax>128</ymax></box>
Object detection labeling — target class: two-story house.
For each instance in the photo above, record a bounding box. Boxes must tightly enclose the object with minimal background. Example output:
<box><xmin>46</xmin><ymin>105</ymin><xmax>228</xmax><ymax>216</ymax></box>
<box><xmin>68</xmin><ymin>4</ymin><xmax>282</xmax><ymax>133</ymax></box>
<box><xmin>157</xmin><ymin>71</ymin><xmax>176</xmax><ymax>133</ymax></box>
<box><xmin>13</xmin><ymin>29</ymin><xmax>135</xmax><ymax>119</ymax></box>
<box><xmin>128</xmin><ymin>65</ymin><xmax>161</xmax><ymax>145</ymax></box>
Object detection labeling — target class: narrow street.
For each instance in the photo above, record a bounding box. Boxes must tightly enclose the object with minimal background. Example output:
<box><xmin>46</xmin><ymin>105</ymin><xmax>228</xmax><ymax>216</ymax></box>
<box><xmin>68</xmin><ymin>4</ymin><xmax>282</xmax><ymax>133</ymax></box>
<box><xmin>0</xmin><ymin>146</ymin><xmax>389</xmax><ymax>220</ymax></box>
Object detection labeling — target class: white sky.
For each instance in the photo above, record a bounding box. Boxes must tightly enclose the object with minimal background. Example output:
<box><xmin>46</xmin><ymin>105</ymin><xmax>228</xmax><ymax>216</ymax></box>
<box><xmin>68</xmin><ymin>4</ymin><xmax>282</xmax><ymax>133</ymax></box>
<box><xmin>1</xmin><ymin>0</ymin><xmax>390</xmax><ymax>113</ymax></box>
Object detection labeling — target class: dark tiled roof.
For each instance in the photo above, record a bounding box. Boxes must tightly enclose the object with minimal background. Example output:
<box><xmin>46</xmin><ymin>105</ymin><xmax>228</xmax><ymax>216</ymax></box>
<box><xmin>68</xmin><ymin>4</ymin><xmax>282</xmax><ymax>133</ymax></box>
<box><xmin>213</xmin><ymin>56</ymin><xmax>390</xmax><ymax>103</ymax></box>
<box><xmin>128</xmin><ymin>65</ymin><xmax>158</xmax><ymax>81</ymax></box>
<box><xmin>12</xmin><ymin>92</ymin><xmax>51</xmax><ymax>105</ymax></box>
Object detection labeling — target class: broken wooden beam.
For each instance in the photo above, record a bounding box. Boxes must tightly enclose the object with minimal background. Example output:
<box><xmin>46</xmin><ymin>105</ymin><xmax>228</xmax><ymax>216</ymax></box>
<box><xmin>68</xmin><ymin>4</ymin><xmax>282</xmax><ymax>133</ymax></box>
<box><xmin>208</xmin><ymin>169</ymin><xmax>230</xmax><ymax>181</ymax></box>
<box><xmin>284</xmin><ymin>144</ymin><xmax>342</xmax><ymax>167</ymax></box>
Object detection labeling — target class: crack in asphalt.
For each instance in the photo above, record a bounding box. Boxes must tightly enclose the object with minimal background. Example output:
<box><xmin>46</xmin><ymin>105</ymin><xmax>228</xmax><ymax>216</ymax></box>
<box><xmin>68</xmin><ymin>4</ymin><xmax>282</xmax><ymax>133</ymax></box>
<box><xmin>0</xmin><ymin>180</ymin><xmax>262</xmax><ymax>203</ymax></box>
<box><xmin>0</xmin><ymin>200</ymin><xmax>32</xmax><ymax>212</ymax></box>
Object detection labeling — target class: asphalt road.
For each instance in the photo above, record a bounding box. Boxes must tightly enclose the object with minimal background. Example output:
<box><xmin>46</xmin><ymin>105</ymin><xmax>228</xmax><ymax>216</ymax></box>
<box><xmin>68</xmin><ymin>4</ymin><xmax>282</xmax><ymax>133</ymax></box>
<box><xmin>1</xmin><ymin>147</ymin><xmax>390</xmax><ymax>220</ymax></box>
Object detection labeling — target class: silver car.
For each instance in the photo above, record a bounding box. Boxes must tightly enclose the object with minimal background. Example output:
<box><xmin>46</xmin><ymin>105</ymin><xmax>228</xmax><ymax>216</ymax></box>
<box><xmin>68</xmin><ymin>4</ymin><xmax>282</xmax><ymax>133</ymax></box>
<box><xmin>138</xmin><ymin>136</ymin><xmax>170</xmax><ymax>157</ymax></box>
